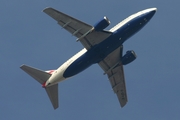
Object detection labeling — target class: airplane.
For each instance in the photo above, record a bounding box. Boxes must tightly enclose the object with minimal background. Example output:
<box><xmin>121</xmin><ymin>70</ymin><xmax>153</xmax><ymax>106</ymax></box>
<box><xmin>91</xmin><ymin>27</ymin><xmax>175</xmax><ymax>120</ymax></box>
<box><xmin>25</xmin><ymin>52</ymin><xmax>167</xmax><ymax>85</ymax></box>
<box><xmin>20</xmin><ymin>7</ymin><xmax>157</xmax><ymax>109</ymax></box>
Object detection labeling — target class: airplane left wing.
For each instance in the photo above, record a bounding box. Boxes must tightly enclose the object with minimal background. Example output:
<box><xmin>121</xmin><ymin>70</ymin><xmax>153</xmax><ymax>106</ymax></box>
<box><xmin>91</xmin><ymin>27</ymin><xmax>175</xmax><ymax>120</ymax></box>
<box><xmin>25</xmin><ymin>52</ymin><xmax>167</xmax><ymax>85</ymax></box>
<box><xmin>98</xmin><ymin>46</ymin><xmax>128</xmax><ymax>107</ymax></box>
<box><xmin>43</xmin><ymin>7</ymin><xmax>112</xmax><ymax>50</ymax></box>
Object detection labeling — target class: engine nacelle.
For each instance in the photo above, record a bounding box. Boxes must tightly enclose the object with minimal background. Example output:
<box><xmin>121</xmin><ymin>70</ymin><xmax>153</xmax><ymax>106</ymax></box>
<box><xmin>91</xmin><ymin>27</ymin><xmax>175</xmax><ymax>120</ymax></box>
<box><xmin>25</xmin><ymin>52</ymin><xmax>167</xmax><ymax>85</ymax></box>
<box><xmin>94</xmin><ymin>16</ymin><xmax>110</xmax><ymax>31</ymax></box>
<box><xmin>121</xmin><ymin>50</ymin><xmax>137</xmax><ymax>65</ymax></box>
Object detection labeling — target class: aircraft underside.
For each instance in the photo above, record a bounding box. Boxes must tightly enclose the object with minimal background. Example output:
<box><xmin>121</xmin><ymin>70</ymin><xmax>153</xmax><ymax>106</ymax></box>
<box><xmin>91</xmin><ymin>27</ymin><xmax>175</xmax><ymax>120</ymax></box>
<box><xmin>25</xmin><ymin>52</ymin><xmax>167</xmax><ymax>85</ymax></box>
<box><xmin>20</xmin><ymin>7</ymin><xmax>157</xmax><ymax>109</ymax></box>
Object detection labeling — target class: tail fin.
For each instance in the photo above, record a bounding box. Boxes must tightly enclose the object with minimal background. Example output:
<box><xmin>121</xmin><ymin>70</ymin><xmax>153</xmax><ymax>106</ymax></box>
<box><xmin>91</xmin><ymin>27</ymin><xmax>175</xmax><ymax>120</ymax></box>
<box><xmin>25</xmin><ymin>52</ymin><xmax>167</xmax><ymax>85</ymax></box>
<box><xmin>20</xmin><ymin>64</ymin><xmax>59</xmax><ymax>109</ymax></box>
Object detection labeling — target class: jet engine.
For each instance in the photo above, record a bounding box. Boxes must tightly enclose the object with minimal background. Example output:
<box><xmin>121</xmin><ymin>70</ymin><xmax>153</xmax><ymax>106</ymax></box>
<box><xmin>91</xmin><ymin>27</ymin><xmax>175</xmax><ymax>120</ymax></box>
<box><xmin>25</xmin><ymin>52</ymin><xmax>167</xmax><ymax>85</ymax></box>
<box><xmin>94</xmin><ymin>16</ymin><xmax>110</xmax><ymax>31</ymax></box>
<box><xmin>121</xmin><ymin>50</ymin><xmax>137</xmax><ymax>65</ymax></box>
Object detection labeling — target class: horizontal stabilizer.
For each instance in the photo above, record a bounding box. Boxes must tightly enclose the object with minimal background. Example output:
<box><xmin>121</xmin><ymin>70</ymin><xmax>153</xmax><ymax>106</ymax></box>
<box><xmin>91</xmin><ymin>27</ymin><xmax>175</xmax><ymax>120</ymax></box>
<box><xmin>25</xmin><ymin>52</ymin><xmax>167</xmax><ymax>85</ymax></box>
<box><xmin>45</xmin><ymin>84</ymin><xmax>59</xmax><ymax>109</ymax></box>
<box><xmin>20</xmin><ymin>64</ymin><xmax>51</xmax><ymax>84</ymax></box>
<box><xmin>20</xmin><ymin>64</ymin><xmax>59</xmax><ymax>109</ymax></box>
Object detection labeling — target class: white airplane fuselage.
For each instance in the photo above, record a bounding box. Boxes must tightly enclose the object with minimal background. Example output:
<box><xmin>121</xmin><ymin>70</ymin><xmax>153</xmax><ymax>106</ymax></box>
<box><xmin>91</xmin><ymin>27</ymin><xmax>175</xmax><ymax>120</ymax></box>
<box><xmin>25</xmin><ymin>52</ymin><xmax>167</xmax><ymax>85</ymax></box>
<box><xmin>45</xmin><ymin>8</ymin><xmax>157</xmax><ymax>87</ymax></box>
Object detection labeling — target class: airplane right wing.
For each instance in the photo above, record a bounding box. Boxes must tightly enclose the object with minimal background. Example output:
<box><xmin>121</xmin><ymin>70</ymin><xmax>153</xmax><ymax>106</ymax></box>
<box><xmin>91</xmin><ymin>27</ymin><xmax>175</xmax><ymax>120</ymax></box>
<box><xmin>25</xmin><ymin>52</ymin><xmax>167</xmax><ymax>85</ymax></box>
<box><xmin>98</xmin><ymin>46</ymin><xmax>128</xmax><ymax>107</ymax></box>
<box><xmin>43</xmin><ymin>7</ymin><xmax>112</xmax><ymax>50</ymax></box>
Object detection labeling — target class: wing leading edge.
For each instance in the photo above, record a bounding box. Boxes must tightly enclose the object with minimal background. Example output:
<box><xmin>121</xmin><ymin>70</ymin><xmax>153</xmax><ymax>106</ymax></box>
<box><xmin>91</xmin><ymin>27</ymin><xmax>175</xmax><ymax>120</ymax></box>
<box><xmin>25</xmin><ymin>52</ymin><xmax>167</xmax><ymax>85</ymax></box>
<box><xmin>43</xmin><ymin>7</ymin><xmax>112</xmax><ymax>50</ymax></box>
<box><xmin>98</xmin><ymin>46</ymin><xmax>128</xmax><ymax>107</ymax></box>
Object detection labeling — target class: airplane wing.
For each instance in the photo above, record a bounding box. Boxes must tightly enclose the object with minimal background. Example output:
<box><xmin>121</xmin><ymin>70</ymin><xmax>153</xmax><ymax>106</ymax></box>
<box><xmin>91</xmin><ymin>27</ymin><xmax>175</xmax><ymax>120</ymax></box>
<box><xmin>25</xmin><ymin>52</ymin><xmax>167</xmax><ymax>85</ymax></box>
<box><xmin>43</xmin><ymin>7</ymin><xmax>112</xmax><ymax>50</ymax></box>
<box><xmin>98</xmin><ymin>46</ymin><xmax>128</xmax><ymax>107</ymax></box>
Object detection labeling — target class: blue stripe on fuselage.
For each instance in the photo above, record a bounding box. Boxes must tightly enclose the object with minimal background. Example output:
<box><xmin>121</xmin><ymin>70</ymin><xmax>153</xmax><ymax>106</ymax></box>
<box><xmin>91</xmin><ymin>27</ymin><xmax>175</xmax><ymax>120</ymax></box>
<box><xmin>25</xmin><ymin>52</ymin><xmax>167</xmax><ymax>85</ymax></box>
<box><xmin>63</xmin><ymin>11</ymin><xmax>155</xmax><ymax>78</ymax></box>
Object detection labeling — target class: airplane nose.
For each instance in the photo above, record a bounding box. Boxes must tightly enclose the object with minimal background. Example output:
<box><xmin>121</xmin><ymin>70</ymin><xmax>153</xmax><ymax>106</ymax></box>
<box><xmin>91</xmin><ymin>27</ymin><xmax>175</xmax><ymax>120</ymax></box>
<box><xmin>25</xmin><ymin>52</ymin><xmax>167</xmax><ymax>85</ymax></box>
<box><xmin>150</xmin><ymin>8</ymin><xmax>157</xmax><ymax>15</ymax></box>
<box><xmin>146</xmin><ymin>8</ymin><xmax>157</xmax><ymax>19</ymax></box>
<box><xmin>150</xmin><ymin>8</ymin><xmax>157</xmax><ymax>12</ymax></box>
<box><xmin>139</xmin><ymin>8</ymin><xmax>157</xmax><ymax>23</ymax></box>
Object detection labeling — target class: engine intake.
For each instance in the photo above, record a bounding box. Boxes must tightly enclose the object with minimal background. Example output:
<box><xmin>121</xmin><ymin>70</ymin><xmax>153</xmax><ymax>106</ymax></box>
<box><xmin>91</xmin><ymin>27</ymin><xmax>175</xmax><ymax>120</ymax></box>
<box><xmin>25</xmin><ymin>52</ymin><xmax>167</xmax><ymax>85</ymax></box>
<box><xmin>121</xmin><ymin>50</ymin><xmax>137</xmax><ymax>65</ymax></box>
<box><xmin>94</xmin><ymin>16</ymin><xmax>110</xmax><ymax>31</ymax></box>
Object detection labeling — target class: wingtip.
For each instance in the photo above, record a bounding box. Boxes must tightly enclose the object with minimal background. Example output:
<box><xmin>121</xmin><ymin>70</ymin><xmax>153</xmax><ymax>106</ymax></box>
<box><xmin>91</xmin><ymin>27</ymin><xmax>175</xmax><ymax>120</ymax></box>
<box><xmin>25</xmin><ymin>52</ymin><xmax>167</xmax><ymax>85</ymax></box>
<box><xmin>20</xmin><ymin>64</ymin><xmax>25</xmax><ymax>69</ymax></box>
<box><xmin>42</xmin><ymin>7</ymin><xmax>52</xmax><ymax>12</ymax></box>
<box><xmin>53</xmin><ymin>105</ymin><xmax>59</xmax><ymax>110</ymax></box>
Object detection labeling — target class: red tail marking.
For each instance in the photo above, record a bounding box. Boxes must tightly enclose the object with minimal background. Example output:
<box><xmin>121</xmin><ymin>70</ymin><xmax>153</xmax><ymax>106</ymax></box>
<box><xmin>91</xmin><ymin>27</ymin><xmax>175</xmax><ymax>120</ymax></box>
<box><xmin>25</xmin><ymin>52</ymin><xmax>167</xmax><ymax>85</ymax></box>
<box><xmin>42</xmin><ymin>82</ymin><xmax>46</xmax><ymax>88</ymax></box>
<box><xmin>48</xmin><ymin>70</ymin><xmax>55</xmax><ymax>74</ymax></box>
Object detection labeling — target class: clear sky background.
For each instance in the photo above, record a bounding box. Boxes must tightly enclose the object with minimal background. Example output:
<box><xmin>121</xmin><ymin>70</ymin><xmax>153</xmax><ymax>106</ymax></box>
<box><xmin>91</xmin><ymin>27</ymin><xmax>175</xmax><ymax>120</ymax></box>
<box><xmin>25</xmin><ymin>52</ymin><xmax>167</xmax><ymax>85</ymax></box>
<box><xmin>1</xmin><ymin>0</ymin><xmax>180</xmax><ymax>120</ymax></box>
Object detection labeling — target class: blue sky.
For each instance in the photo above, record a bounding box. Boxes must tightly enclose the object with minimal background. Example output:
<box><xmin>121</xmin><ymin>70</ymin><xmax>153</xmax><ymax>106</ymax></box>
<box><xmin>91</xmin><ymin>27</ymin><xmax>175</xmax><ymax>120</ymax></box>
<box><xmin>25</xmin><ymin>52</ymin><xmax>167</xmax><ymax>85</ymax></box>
<box><xmin>1</xmin><ymin>0</ymin><xmax>180</xmax><ymax>120</ymax></box>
